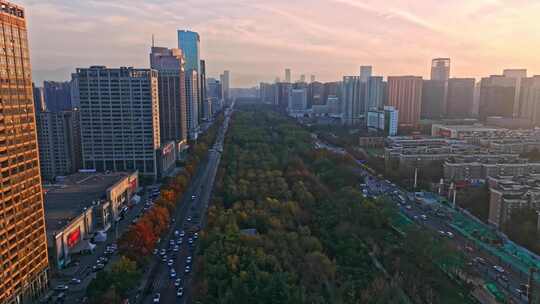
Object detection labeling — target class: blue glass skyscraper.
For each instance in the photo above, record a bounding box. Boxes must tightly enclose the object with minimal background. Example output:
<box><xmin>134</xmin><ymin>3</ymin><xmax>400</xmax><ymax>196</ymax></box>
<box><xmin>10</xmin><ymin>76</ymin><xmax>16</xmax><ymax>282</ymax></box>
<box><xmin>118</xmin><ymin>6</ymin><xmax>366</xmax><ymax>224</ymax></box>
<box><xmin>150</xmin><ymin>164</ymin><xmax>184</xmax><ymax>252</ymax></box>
<box><xmin>178</xmin><ymin>30</ymin><xmax>200</xmax><ymax>73</ymax></box>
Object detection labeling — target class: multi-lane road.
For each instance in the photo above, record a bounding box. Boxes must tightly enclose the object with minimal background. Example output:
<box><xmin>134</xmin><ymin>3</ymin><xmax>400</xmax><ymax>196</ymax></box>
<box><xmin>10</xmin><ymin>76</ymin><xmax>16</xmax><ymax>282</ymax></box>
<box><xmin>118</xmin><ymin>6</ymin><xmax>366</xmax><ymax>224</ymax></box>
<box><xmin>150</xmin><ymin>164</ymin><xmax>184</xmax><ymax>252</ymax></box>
<box><xmin>141</xmin><ymin>106</ymin><xmax>232</xmax><ymax>304</ymax></box>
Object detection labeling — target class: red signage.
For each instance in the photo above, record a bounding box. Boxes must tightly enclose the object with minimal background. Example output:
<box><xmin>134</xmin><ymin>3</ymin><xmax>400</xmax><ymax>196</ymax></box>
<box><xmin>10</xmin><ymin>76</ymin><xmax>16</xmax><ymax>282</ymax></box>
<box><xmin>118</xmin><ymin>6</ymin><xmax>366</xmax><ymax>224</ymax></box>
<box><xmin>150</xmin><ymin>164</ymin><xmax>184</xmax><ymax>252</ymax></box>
<box><xmin>67</xmin><ymin>228</ymin><xmax>81</xmax><ymax>248</ymax></box>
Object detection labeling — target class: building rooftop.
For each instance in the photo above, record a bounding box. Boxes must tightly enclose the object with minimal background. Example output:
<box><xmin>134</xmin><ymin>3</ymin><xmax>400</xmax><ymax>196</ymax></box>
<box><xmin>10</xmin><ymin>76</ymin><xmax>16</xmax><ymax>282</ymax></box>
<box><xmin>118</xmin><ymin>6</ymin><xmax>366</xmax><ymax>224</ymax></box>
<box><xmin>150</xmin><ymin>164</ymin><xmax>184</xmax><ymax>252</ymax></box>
<box><xmin>44</xmin><ymin>172</ymin><xmax>133</xmax><ymax>234</ymax></box>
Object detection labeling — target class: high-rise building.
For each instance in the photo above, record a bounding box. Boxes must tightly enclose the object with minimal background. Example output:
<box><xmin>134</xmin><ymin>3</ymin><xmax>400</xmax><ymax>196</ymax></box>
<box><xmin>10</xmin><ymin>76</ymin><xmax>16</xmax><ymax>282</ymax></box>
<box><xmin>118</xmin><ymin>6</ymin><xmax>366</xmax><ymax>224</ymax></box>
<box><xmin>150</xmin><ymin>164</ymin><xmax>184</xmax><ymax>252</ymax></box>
<box><xmin>288</xmin><ymin>88</ymin><xmax>308</xmax><ymax>115</ymax></box>
<box><xmin>0</xmin><ymin>2</ymin><xmax>50</xmax><ymax>303</ymax></box>
<box><xmin>220</xmin><ymin>70</ymin><xmax>230</xmax><ymax>101</ymax></box>
<box><xmin>479</xmin><ymin>75</ymin><xmax>516</xmax><ymax>121</ymax></box>
<box><xmin>327</xmin><ymin>95</ymin><xmax>341</xmax><ymax>115</ymax></box>
<box><xmin>177</xmin><ymin>30</ymin><xmax>200</xmax><ymax>73</ymax></box>
<box><xmin>33</xmin><ymin>82</ymin><xmax>45</xmax><ymax>112</ymax></box>
<box><xmin>200</xmin><ymin>60</ymin><xmax>207</xmax><ymax>121</ymax></box>
<box><xmin>149</xmin><ymin>46</ymin><xmax>188</xmax><ymax>147</ymax></box>
<box><xmin>310</xmin><ymin>75</ymin><xmax>316</xmax><ymax>83</ymax></box>
<box><xmin>518</xmin><ymin>76</ymin><xmax>540</xmax><ymax>126</ymax></box>
<box><xmin>387</xmin><ymin>76</ymin><xmax>423</xmax><ymax>129</ymax></box>
<box><xmin>207</xmin><ymin>77</ymin><xmax>222</xmax><ymax>101</ymax></box>
<box><xmin>259</xmin><ymin>82</ymin><xmax>276</xmax><ymax>104</ymax></box>
<box><xmin>421</xmin><ymin>80</ymin><xmax>446</xmax><ymax>119</ymax></box>
<box><xmin>365</xmin><ymin>76</ymin><xmax>384</xmax><ymax>111</ymax></box>
<box><xmin>285</xmin><ymin>68</ymin><xmax>291</xmax><ymax>83</ymax></box>
<box><xmin>300</xmin><ymin>74</ymin><xmax>306</xmax><ymax>83</ymax></box>
<box><xmin>431</xmin><ymin>58</ymin><xmax>450</xmax><ymax>81</ymax></box>
<box><xmin>186</xmin><ymin>70</ymin><xmax>200</xmax><ymax>138</ymax></box>
<box><xmin>342</xmin><ymin>76</ymin><xmax>363</xmax><ymax>125</ymax></box>
<box><xmin>360</xmin><ymin>66</ymin><xmax>373</xmax><ymax>83</ymax></box>
<box><xmin>43</xmin><ymin>81</ymin><xmax>72</xmax><ymax>111</ymax></box>
<box><xmin>74</xmin><ymin>66</ymin><xmax>161</xmax><ymax>178</ymax></box>
<box><xmin>367</xmin><ymin>106</ymin><xmax>399</xmax><ymax>136</ymax></box>
<box><xmin>503</xmin><ymin>69</ymin><xmax>527</xmax><ymax>116</ymax></box>
<box><xmin>36</xmin><ymin>110</ymin><xmax>82</xmax><ymax>181</ymax></box>
<box><xmin>308</xmin><ymin>81</ymin><xmax>324</xmax><ymax>107</ymax></box>
<box><xmin>323</xmin><ymin>81</ymin><xmax>341</xmax><ymax>104</ymax></box>
<box><xmin>275</xmin><ymin>82</ymin><xmax>292</xmax><ymax>111</ymax></box>
<box><xmin>446</xmin><ymin>78</ymin><xmax>475</xmax><ymax>118</ymax></box>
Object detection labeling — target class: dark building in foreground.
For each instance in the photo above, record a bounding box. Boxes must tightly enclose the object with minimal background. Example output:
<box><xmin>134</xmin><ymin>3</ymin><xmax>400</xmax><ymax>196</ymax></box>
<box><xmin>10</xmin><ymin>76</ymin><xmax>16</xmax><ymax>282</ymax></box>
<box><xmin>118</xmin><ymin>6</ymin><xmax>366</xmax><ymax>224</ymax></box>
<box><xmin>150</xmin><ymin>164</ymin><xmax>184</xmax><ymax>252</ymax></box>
<box><xmin>150</xmin><ymin>46</ymin><xmax>188</xmax><ymax>149</ymax></box>
<box><xmin>43</xmin><ymin>81</ymin><xmax>72</xmax><ymax>111</ymax></box>
<box><xmin>479</xmin><ymin>75</ymin><xmax>516</xmax><ymax>121</ymax></box>
<box><xmin>74</xmin><ymin>66</ymin><xmax>161</xmax><ymax>179</ymax></box>
<box><xmin>446</xmin><ymin>78</ymin><xmax>475</xmax><ymax>118</ymax></box>
<box><xmin>36</xmin><ymin>110</ymin><xmax>82</xmax><ymax>181</ymax></box>
<box><xmin>421</xmin><ymin>80</ymin><xmax>446</xmax><ymax>119</ymax></box>
<box><xmin>0</xmin><ymin>2</ymin><xmax>50</xmax><ymax>303</ymax></box>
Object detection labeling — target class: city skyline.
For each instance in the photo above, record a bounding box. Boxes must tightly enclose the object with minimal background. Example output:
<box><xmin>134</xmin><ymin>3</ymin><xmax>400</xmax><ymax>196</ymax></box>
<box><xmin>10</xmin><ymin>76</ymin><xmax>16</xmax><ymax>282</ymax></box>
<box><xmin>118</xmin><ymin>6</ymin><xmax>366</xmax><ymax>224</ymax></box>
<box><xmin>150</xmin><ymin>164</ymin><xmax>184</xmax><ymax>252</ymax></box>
<box><xmin>20</xmin><ymin>0</ymin><xmax>540</xmax><ymax>87</ymax></box>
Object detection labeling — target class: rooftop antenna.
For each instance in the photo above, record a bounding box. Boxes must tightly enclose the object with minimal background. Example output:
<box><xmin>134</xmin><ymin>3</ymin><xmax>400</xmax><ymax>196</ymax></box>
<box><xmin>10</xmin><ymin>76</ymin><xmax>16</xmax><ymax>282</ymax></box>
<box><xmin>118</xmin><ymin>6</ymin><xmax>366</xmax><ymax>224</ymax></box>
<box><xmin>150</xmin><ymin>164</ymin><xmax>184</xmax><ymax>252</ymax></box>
<box><xmin>152</xmin><ymin>34</ymin><xmax>155</xmax><ymax>48</ymax></box>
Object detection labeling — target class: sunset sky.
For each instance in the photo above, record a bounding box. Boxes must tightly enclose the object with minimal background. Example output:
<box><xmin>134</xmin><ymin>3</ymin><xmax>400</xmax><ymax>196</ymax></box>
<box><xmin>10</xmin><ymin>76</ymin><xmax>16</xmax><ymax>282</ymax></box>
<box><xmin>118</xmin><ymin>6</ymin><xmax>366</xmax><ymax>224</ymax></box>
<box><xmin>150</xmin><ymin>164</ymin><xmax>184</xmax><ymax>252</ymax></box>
<box><xmin>20</xmin><ymin>0</ymin><xmax>540</xmax><ymax>87</ymax></box>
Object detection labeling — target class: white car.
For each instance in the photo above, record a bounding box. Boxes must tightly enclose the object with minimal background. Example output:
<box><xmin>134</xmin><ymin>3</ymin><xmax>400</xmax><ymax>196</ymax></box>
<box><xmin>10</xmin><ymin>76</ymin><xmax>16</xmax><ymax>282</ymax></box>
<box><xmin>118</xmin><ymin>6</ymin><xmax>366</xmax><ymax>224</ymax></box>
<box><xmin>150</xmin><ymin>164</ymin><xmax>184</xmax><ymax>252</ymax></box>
<box><xmin>493</xmin><ymin>265</ymin><xmax>505</xmax><ymax>273</ymax></box>
<box><xmin>446</xmin><ymin>232</ymin><xmax>454</xmax><ymax>238</ymax></box>
<box><xmin>153</xmin><ymin>293</ymin><xmax>161</xmax><ymax>303</ymax></box>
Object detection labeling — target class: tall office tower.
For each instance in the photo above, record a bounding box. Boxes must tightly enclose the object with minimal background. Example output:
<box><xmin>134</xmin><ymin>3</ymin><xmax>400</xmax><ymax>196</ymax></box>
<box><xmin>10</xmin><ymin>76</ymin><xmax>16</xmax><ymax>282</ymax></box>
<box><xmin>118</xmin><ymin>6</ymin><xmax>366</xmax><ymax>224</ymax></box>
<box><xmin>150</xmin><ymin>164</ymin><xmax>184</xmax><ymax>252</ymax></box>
<box><xmin>36</xmin><ymin>110</ymin><xmax>82</xmax><ymax>181</ymax></box>
<box><xmin>177</xmin><ymin>30</ymin><xmax>200</xmax><ymax>73</ymax></box>
<box><xmin>342</xmin><ymin>76</ymin><xmax>362</xmax><ymax>125</ymax></box>
<box><xmin>359</xmin><ymin>66</ymin><xmax>373</xmax><ymax>83</ymax></box>
<box><xmin>308</xmin><ymin>81</ymin><xmax>324</xmax><ymax>107</ymax></box>
<box><xmin>446</xmin><ymin>78</ymin><xmax>475</xmax><ymax>118</ymax></box>
<box><xmin>479</xmin><ymin>75</ymin><xmax>516</xmax><ymax>121</ymax></box>
<box><xmin>300</xmin><ymin>74</ymin><xmax>306</xmax><ymax>83</ymax></box>
<box><xmin>43</xmin><ymin>81</ymin><xmax>72</xmax><ymax>111</ymax></box>
<box><xmin>518</xmin><ymin>76</ymin><xmax>540</xmax><ymax>125</ymax></box>
<box><xmin>431</xmin><ymin>58</ymin><xmax>450</xmax><ymax>81</ymax></box>
<box><xmin>285</xmin><ymin>68</ymin><xmax>291</xmax><ymax>83</ymax></box>
<box><xmin>32</xmin><ymin>82</ymin><xmax>45</xmax><ymax>112</ymax></box>
<box><xmin>365</xmin><ymin>76</ymin><xmax>384</xmax><ymax>111</ymax></box>
<box><xmin>149</xmin><ymin>46</ymin><xmax>188</xmax><ymax>146</ymax></box>
<box><xmin>185</xmin><ymin>70</ymin><xmax>200</xmax><ymax>137</ymax></box>
<box><xmin>288</xmin><ymin>88</ymin><xmax>308</xmax><ymax>114</ymax></box>
<box><xmin>220</xmin><ymin>70</ymin><xmax>230</xmax><ymax>102</ymax></box>
<box><xmin>310</xmin><ymin>75</ymin><xmax>316</xmax><ymax>83</ymax></box>
<box><xmin>503</xmin><ymin>69</ymin><xmax>527</xmax><ymax>116</ymax></box>
<box><xmin>0</xmin><ymin>2</ymin><xmax>49</xmax><ymax>303</ymax></box>
<box><xmin>323</xmin><ymin>81</ymin><xmax>341</xmax><ymax>103</ymax></box>
<box><xmin>387</xmin><ymin>76</ymin><xmax>423</xmax><ymax>129</ymax></box>
<box><xmin>260</xmin><ymin>82</ymin><xmax>276</xmax><ymax>104</ymax></box>
<box><xmin>275</xmin><ymin>82</ymin><xmax>292</xmax><ymax>112</ymax></box>
<box><xmin>199</xmin><ymin>60</ymin><xmax>207</xmax><ymax>120</ymax></box>
<box><xmin>75</xmin><ymin>66</ymin><xmax>161</xmax><ymax>178</ymax></box>
<box><xmin>327</xmin><ymin>96</ymin><xmax>341</xmax><ymax>115</ymax></box>
<box><xmin>207</xmin><ymin>77</ymin><xmax>222</xmax><ymax>100</ymax></box>
<box><xmin>421</xmin><ymin>80</ymin><xmax>446</xmax><ymax>118</ymax></box>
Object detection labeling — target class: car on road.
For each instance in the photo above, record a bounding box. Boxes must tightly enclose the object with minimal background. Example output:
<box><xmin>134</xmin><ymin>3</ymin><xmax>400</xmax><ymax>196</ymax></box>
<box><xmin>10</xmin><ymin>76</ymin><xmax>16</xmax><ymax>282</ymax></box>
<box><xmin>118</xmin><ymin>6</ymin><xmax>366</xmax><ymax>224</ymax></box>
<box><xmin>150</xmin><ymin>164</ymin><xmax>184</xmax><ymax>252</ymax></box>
<box><xmin>170</xmin><ymin>270</ymin><xmax>177</xmax><ymax>278</ymax></box>
<box><xmin>438</xmin><ymin>230</ymin><xmax>446</xmax><ymax>236</ymax></box>
<box><xmin>193</xmin><ymin>232</ymin><xmax>199</xmax><ymax>240</ymax></box>
<box><xmin>186</xmin><ymin>256</ymin><xmax>192</xmax><ymax>264</ymax></box>
<box><xmin>153</xmin><ymin>293</ymin><xmax>161</xmax><ymax>303</ymax></box>
<box><xmin>167</xmin><ymin>259</ymin><xmax>174</xmax><ymax>267</ymax></box>
<box><xmin>446</xmin><ymin>231</ymin><xmax>454</xmax><ymax>238</ymax></box>
<box><xmin>92</xmin><ymin>263</ymin><xmax>105</xmax><ymax>272</ymax></box>
<box><xmin>420</xmin><ymin>214</ymin><xmax>427</xmax><ymax>220</ymax></box>
<box><xmin>70</xmin><ymin>278</ymin><xmax>81</xmax><ymax>285</ymax></box>
<box><xmin>173</xmin><ymin>245</ymin><xmax>179</xmax><ymax>252</ymax></box>
<box><xmin>191</xmin><ymin>195</ymin><xmax>196</xmax><ymax>200</ymax></box>
<box><xmin>180</xmin><ymin>231</ymin><xmax>185</xmax><ymax>237</ymax></box>
<box><xmin>174</xmin><ymin>278</ymin><xmax>182</xmax><ymax>287</ymax></box>
<box><xmin>406</xmin><ymin>205</ymin><xmax>412</xmax><ymax>210</ymax></box>
<box><xmin>185</xmin><ymin>265</ymin><xmax>191</xmax><ymax>273</ymax></box>
<box><xmin>493</xmin><ymin>265</ymin><xmax>505</xmax><ymax>273</ymax></box>
<box><xmin>473</xmin><ymin>257</ymin><xmax>486</xmax><ymax>265</ymax></box>
<box><xmin>54</xmin><ymin>285</ymin><xmax>69</xmax><ymax>291</ymax></box>
<box><xmin>177</xmin><ymin>287</ymin><xmax>184</xmax><ymax>297</ymax></box>
<box><xmin>187</xmin><ymin>216</ymin><xmax>192</xmax><ymax>222</ymax></box>
<box><xmin>153</xmin><ymin>249</ymin><xmax>159</xmax><ymax>255</ymax></box>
